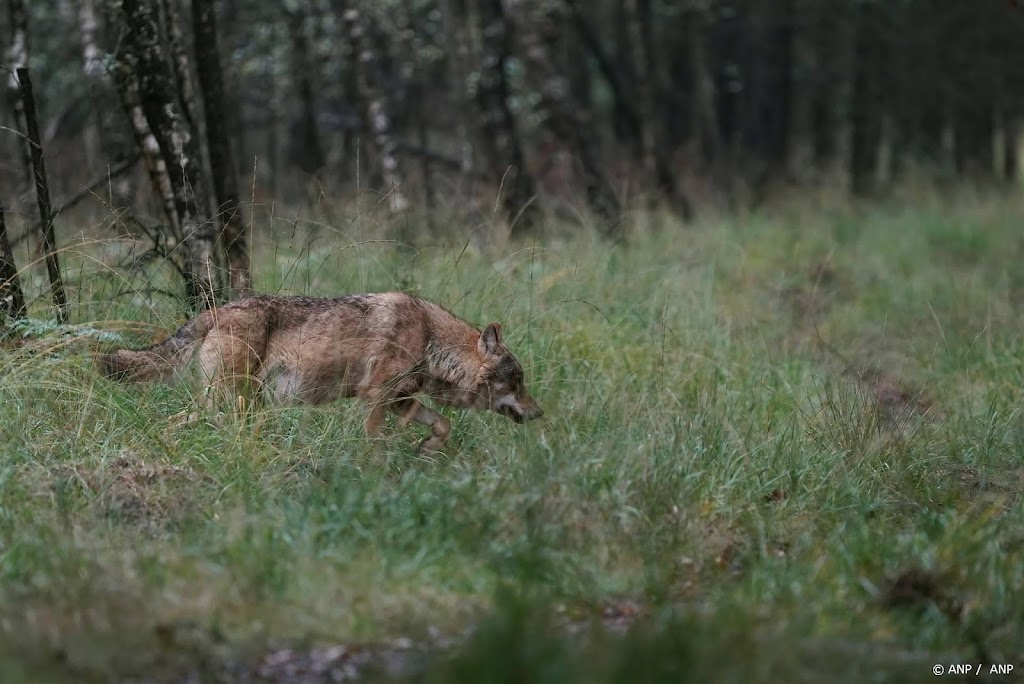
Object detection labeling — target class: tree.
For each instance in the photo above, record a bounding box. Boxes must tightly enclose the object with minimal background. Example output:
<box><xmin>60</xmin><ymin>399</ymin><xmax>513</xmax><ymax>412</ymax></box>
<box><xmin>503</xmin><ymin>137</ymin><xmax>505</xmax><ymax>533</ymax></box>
<box><xmin>10</xmin><ymin>0</ymin><xmax>1024</xmax><ymax>244</ymax></box>
<box><xmin>5</xmin><ymin>0</ymin><xmax>32</xmax><ymax>188</ymax></box>
<box><xmin>76</xmin><ymin>0</ymin><xmax>105</xmax><ymax>170</ymax></box>
<box><xmin>284</xmin><ymin>4</ymin><xmax>325</xmax><ymax>174</ymax></box>
<box><xmin>339</xmin><ymin>0</ymin><xmax>409</xmax><ymax>213</ymax></box>
<box><xmin>849</xmin><ymin>0</ymin><xmax>883</xmax><ymax>196</ymax></box>
<box><xmin>509</xmin><ymin>0</ymin><xmax>621</xmax><ymax>234</ymax></box>
<box><xmin>18</xmin><ymin>67</ymin><xmax>68</xmax><ymax>323</ymax></box>
<box><xmin>120</xmin><ymin>0</ymin><xmax>220</xmax><ymax>309</ymax></box>
<box><xmin>0</xmin><ymin>204</ymin><xmax>25</xmax><ymax>320</ymax></box>
<box><xmin>469</xmin><ymin>0</ymin><xmax>540</xmax><ymax>236</ymax></box>
<box><xmin>108</xmin><ymin>34</ymin><xmax>180</xmax><ymax>234</ymax></box>
<box><xmin>193</xmin><ymin>0</ymin><xmax>250</xmax><ymax>296</ymax></box>
<box><xmin>623</xmin><ymin>0</ymin><xmax>692</xmax><ymax>218</ymax></box>
<box><xmin>161</xmin><ymin>0</ymin><xmax>200</xmax><ymax>134</ymax></box>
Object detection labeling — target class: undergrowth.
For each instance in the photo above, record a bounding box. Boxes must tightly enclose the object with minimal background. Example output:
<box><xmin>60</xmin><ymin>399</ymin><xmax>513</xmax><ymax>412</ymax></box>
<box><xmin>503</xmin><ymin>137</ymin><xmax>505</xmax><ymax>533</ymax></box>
<box><xmin>1</xmin><ymin>192</ymin><xmax>1022</xmax><ymax>682</ymax></box>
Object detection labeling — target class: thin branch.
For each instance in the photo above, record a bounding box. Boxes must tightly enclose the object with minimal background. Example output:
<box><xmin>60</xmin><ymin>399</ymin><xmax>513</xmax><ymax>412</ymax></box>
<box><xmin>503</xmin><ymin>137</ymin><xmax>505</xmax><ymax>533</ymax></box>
<box><xmin>18</xmin><ymin>66</ymin><xmax>68</xmax><ymax>323</ymax></box>
<box><xmin>11</xmin><ymin>153</ymin><xmax>141</xmax><ymax>248</ymax></box>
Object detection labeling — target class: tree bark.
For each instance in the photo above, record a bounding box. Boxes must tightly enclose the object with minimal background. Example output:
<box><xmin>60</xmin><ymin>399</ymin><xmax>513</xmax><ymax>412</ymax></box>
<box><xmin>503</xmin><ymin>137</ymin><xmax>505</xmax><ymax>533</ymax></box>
<box><xmin>747</xmin><ymin>0</ymin><xmax>792</xmax><ymax>167</ymax></box>
<box><xmin>624</xmin><ymin>0</ymin><xmax>658</xmax><ymax>184</ymax></box>
<box><xmin>1004</xmin><ymin>115</ymin><xmax>1020</xmax><ymax>183</ymax></box>
<box><xmin>954</xmin><ymin>105</ymin><xmax>995</xmax><ymax>180</ymax></box>
<box><xmin>565</xmin><ymin>0</ymin><xmax>641</xmax><ymax>144</ymax></box>
<box><xmin>810</xmin><ymin>1</ymin><xmax>852</xmax><ymax>185</ymax></box>
<box><xmin>0</xmin><ymin>204</ymin><xmax>26</xmax><ymax>320</ymax></box>
<box><xmin>473</xmin><ymin>0</ymin><xmax>540</xmax><ymax>236</ymax></box>
<box><xmin>786</xmin><ymin>0</ymin><xmax>814</xmax><ymax>180</ymax></box>
<box><xmin>849</xmin><ymin>1</ymin><xmax>881</xmax><ymax>197</ymax></box>
<box><xmin>5</xmin><ymin>0</ymin><xmax>32</xmax><ymax>189</ymax></box>
<box><xmin>121</xmin><ymin>0</ymin><xmax>220</xmax><ymax>310</ymax></box>
<box><xmin>340</xmin><ymin>1</ymin><xmax>409</xmax><ymax>213</ymax></box>
<box><xmin>109</xmin><ymin>59</ymin><xmax>180</xmax><ymax>233</ymax></box>
<box><xmin>18</xmin><ymin>68</ymin><xmax>69</xmax><ymax>323</ymax></box>
<box><xmin>75</xmin><ymin>0</ymin><xmax>107</xmax><ymax>170</ymax></box>
<box><xmin>687</xmin><ymin>7</ymin><xmax>723</xmax><ymax>169</ymax></box>
<box><xmin>624</xmin><ymin>0</ymin><xmax>692</xmax><ymax>218</ymax></box>
<box><xmin>193</xmin><ymin>0</ymin><xmax>250</xmax><ymax>296</ymax></box>
<box><xmin>510</xmin><ymin>0</ymin><xmax>620</xmax><ymax>234</ymax></box>
<box><xmin>441</xmin><ymin>0</ymin><xmax>476</xmax><ymax>178</ymax></box>
<box><xmin>161</xmin><ymin>0</ymin><xmax>200</xmax><ymax>134</ymax></box>
<box><xmin>285</xmin><ymin>6</ymin><xmax>325</xmax><ymax>174</ymax></box>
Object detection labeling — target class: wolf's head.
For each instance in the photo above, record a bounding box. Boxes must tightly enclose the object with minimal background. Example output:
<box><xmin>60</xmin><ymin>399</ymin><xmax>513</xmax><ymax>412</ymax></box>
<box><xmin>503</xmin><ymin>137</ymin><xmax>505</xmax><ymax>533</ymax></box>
<box><xmin>477</xmin><ymin>323</ymin><xmax>544</xmax><ymax>423</ymax></box>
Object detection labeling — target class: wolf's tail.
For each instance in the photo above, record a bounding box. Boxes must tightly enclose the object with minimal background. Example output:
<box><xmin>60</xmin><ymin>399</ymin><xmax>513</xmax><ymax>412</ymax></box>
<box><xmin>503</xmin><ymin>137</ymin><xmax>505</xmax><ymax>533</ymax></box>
<box><xmin>98</xmin><ymin>312</ymin><xmax>213</xmax><ymax>383</ymax></box>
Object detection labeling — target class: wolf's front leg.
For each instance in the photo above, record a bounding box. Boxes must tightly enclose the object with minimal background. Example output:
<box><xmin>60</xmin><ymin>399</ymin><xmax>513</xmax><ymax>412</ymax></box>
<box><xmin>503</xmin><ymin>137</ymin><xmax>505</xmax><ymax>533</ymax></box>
<box><xmin>393</xmin><ymin>398</ymin><xmax>451</xmax><ymax>454</ymax></box>
<box><xmin>364</xmin><ymin>402</ymin><xmax>389</xmax><ymax>437</ymax></box>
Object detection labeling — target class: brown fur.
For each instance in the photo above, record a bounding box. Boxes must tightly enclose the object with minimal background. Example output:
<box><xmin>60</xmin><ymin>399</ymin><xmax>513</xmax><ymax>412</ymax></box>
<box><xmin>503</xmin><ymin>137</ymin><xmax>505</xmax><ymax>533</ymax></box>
<box><xmin>98</xmin><ymin>293</ymin><xmax>543</xmax><ymax>452</ymax></box>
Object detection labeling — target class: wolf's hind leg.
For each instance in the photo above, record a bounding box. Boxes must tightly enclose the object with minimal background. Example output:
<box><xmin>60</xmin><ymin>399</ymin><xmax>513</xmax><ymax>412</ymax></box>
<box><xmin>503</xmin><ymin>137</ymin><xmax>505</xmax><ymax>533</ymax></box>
<box><xmin>197</xmin><ymin>333</ymin><xmax>264</xmax><ymax>414</ymax></box>
<box><xmin>391</xmin><ymin>398</ymin><xmax>451</xmax><ymax>454</ymax></box>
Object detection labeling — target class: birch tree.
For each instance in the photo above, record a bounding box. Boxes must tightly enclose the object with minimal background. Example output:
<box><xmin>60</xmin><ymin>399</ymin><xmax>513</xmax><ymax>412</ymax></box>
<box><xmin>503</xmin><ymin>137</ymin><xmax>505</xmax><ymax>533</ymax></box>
<box><xmin>339</xmin><ymin>0</ymin><xmax>408</xmax><ymax>213</ymax></box>
<box><xmin>5</xmin><ymin>0</ymin><xmax>32</xmax><ymax>188</ymax></box>
<box><xmin>120</xmin><ymin>0</ymin><xmax>220</xmax><ymax>309</ymax></box>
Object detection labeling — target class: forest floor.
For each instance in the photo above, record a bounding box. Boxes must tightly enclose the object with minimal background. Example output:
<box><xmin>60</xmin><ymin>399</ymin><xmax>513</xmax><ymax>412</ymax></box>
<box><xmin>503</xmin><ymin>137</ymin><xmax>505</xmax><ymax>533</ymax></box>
<box><xmin>1</xmin><ymin>190</ymin><xmax>1023</xmax><ymax>683</ymax></box>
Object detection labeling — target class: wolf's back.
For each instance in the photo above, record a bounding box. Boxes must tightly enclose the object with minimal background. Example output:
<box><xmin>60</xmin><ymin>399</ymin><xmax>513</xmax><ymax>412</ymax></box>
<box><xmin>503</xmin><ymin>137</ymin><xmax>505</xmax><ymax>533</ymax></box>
<box><xmin>98</xmin><ymin>313</ymin><xmax>210</xmax><ymax>383</ymax></box>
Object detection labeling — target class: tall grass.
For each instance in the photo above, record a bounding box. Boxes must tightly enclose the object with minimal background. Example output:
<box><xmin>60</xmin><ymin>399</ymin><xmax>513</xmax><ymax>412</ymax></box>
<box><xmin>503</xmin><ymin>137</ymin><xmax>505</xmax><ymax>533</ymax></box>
<box><xmin>1</xmin><ymin>192</ymin><xmax>1022</xmax><ymax>682</ymax></box>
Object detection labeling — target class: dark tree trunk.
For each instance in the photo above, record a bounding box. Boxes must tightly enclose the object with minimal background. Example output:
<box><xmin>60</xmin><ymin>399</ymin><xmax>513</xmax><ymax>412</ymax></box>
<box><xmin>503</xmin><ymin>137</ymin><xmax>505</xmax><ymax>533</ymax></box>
<box><xmin>565</xmin><ymin>0</ymin><xmax>641</xmax><ymax>145</ymax></box>
<box><xmin>782</xmin><ymin>0</ymin><xmax>815</xmax><ymax>180</ymax></box>
<box><xmin>686</xmin><ymin>8</ymin><xmax>722</xmax><ymax>169</ymax></box>
<box><xmin>747</xmin><ymin>0</ymin><xmax>792</xmax><ymax>166</ymax></box>
<box><xmin>416</xmin><ymin>85</ymin><xmax>435</xmax><ymax>218</ymax></box>
<box><xmin>6</xmin><ymin>0</ymin><xmax>32</xmax><ymax>189</ymax></box>
<box><xmin>285</xmin><ymin>6</ymin><xmax>325</xmax><ymax>174</ymax></box>
<box><xmin>624</xmin><ymin>0</ymin><xmax>658</xmax><ymax>185</ymax></box>
<box><xmin>0</xmin><ymin>204</ymin><xmax>26</xmax><ymax>320</ymax></box>
<box><xmin>218</xmin><ymin>0</ymin><xmax>248</xmax><ymax>180</ymax></box>
<box><xmin>121</xmin><ymin>0</ymin><xmax>220</xmax><ymax>310</ymax></box>
<box><xmin>849</xmin><ymin>1</ymin><xmax>882</xmax><ymax>197</ymax></box>
<box><xmin>613</xmin><ymin>0</ymin><xmax>633</xmax><ymax>142</ymax></box>
<box><xmin>193</xmin><ymin>0</ymin><xmax>250</xmax><ymax>297</ymax></box>
<box><xmin>565</xmin><ymin>23</ymin><xmax>592</xmax><ymax>122</ymax></box>
<box><xmin>92</xmin><ymin>0</ymin><xmax>141</xmax><ymax>198</ymax></box>
<box><xmin>1005</xmin><ymin>115</ymin><xmax>1020</xmax><ymax>183</ymax></box>
<box><xmin>510</xmin><ymin>0</ymin><xmax>620</xmax><ymax>234</ymax></box>
<box><xmin>810</xmin><ymin>0</ymin><xmax>853</xmax><ymax>183</ymax></box>
<box><xmin>340</xmin><ymin>1</ymin><xmax>409</xmax><ymax>213</ymax></box>
<box><xmin>786</xmin><ymin>0</ymin><xmax>815</xmax><ymax>180</ymax></box>
<box><xmin>441</xmin><ymin>0</ymin><xmax>476</xmax><ymax>179</ymax></box>
<box><xmin>473</xmin><ymin>0</ymin><xmax>539</xmax><ymax>236</ymax></box>
<box><xmin>954</xmin><ymin>105</ymin><xmax>995</xmax><ymax>180</ymax></box>
<box><xmin>18</xmin><ymin>68</ymin><xmax>69</xmax><ymax>323</ymax></box>
<box><xmin>624</xmin><ymin>0</ymin><xmax>692</xmax><ymax>218</ymax></box>
<box><xmin>710</xmin><ymin>3</ymin><xmax>744</xmax><ymax>155</ymax></box>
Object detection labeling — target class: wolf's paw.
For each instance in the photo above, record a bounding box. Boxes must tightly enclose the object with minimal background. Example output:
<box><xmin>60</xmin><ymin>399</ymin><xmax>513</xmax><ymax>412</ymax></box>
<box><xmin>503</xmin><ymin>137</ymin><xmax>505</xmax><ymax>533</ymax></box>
<box><xmin>168</xmin><ymin>410</ymin><xmax>201</xmax><ymax>427</ymax></box>
<box><xmin>416</xmin><ymin>436</ymin><xmax>452</xmax><ymax>458</ymax></box>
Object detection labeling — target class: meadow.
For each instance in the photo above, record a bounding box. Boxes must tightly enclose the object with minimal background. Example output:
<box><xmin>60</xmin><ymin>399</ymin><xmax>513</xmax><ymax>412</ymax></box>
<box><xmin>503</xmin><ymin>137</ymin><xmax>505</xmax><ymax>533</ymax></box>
<box><xmin>1</xmin><ymin>189</ymin><xmax>1022</xmax><ymax>682</ymax></box>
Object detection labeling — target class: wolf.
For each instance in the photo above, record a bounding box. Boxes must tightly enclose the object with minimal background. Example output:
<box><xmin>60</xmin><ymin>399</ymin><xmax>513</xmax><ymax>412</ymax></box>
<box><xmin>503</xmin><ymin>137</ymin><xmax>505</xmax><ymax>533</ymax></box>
<box><xmin>98</xmin><ymin>293</ymin><xmax>543</xmax><ymax>452</ymax></box>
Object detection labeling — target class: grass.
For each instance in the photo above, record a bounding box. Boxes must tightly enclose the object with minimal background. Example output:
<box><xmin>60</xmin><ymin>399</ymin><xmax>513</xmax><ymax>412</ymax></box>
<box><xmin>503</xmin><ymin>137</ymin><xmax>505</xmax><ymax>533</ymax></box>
<box><xmin>1</xmin><ymin>190</ymin><xmax>1023</xmax><ymax>682</ymax></box>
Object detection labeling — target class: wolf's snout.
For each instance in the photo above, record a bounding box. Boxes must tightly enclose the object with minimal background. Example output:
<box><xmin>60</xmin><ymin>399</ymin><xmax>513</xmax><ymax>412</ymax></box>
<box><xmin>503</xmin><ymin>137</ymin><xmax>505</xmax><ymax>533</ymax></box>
<box><xmin>496</xmin><ymin>395</ymin><xmax>544</xmax><ymax>423</ymax></box>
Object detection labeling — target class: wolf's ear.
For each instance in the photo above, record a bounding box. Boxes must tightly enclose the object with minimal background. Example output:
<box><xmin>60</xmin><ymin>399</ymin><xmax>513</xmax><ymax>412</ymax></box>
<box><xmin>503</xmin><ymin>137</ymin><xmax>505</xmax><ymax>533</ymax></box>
<box><xmin>478</xmin><ymin>323</ymin><xmax>503</xmax><ymax>357</ymax></box>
